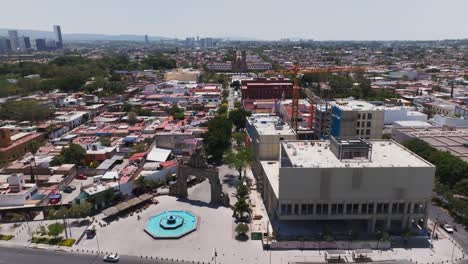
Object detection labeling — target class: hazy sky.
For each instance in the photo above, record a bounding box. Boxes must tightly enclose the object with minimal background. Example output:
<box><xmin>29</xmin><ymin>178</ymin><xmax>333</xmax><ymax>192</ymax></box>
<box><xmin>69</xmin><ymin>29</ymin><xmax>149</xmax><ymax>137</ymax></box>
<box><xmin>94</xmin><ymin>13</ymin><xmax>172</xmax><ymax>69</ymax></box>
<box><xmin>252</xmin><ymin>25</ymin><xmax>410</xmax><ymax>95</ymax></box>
<box><xmin>2</xmin><ymin>0</ymin><xmax>468</xmax><ymax>40</ymax></box>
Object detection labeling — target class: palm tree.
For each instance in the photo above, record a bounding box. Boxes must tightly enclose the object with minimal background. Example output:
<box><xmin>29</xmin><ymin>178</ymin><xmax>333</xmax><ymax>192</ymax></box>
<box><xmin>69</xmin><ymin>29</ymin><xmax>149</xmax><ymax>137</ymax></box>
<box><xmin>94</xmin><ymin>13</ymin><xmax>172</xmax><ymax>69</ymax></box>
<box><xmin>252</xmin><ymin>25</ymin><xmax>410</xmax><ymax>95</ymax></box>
<box><xmin>235</xmin><ymin>223</ymin><xmax>249</xmax><ymax>239</ymax></box>
<box><xmin>234</xmin><ymin>198</ymin><xmax>250</xmax><ymax>218</ymax></box>
<box><xmin>27</xmin><ymin>141</ymin><xmax>41</xmax><ymax>183</ymax></box>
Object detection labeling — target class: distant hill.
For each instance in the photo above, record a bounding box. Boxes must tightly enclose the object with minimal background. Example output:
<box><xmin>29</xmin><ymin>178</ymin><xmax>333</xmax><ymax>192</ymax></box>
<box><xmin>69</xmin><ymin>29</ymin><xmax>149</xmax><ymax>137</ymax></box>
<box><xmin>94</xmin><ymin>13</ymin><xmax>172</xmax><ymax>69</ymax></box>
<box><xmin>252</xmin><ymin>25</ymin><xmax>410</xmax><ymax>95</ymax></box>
<box><xmin>0</xmin><ymin>28</ymin><xmax>171</xmax><ymax>42</ymax></box>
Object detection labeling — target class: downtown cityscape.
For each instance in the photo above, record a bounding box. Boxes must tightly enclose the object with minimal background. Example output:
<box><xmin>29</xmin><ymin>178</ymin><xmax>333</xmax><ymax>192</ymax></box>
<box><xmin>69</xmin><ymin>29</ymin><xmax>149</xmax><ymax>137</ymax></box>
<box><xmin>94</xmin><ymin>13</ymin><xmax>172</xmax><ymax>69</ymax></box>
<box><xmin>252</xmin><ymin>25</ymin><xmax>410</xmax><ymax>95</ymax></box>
<box><xmin>0</xmin><ymin>1</ymin><xmax>467</xmax><ymax>264</ymax></box>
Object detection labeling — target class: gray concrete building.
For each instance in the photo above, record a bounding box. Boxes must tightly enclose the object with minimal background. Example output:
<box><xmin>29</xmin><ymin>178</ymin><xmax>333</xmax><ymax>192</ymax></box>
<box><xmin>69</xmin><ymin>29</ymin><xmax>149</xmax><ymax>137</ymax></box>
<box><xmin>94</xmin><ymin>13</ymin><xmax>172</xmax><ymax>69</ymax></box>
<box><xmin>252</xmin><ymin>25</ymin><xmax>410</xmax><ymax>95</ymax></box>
<box><xmin>246</xmin><ymin>114</ymin><xmax>297</xmax><ymax>196</ymax></box>
<box><xmin>259</xmin><ymin>137</ymin><xmax>435</xmax><ymax>233</ymax></box>
<box><xmin>329</xmin><ymin>100</ymin><xmax>385</xmax><ymax>139</ymax></box>
<box><xmin>246</xmin><ymin>114</ymin><xmax>296</xmax><ymax>161</ymax></box>
<box><xmin>0</xmin><ymin>38</ymin><xmax>11</xmax><ymax>54</ymax></box>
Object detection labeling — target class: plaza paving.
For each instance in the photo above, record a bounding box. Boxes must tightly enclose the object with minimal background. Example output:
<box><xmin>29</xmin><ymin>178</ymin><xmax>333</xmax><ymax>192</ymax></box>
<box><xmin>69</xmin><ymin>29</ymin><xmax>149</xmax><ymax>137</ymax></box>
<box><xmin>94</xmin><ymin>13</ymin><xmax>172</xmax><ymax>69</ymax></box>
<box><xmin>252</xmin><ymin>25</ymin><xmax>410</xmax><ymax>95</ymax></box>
<box><xmin>0</xmin><ymin>166</ymin><xmax>465</xmax><ymax>264</ymax></box>
<box><xmin>72</xmin><ymin>166</ymin><xmax>465</xmax><ymax>264</ymax></box>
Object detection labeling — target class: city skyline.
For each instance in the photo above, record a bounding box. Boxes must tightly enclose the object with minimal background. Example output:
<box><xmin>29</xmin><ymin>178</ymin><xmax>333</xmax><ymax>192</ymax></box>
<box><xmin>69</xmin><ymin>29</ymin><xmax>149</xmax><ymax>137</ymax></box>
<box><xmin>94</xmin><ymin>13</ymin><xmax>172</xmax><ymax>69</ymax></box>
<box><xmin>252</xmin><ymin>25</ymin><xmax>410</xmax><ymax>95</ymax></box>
<box><xmin>1</xmin><ymin>0</ymin><xmax>468</xmax><ymax>41</ymax></box>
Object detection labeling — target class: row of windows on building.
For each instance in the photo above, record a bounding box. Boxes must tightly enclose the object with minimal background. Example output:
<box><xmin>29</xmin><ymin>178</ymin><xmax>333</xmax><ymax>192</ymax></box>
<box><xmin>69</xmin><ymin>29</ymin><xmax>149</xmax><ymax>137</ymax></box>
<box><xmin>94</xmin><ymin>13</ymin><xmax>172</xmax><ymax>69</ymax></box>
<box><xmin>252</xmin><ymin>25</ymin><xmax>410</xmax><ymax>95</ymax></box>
<box><xmin>357</xmin><ymin>121</ymin><xmax>372</xmax><ymax>128</ymax></box>
<box><xmin>280</xmin><ymin>202</ymin><xmax>427</xmax><ymax>216</ymax></box>
<box><xmin>358</xmin><ymin>113</ymin><xmax>373</xmax><ymax>120</ymax></box>
<box><xmin>356</xmin><ymin>129</ymin><xmax>371</xmax><ymax>136</ymax></box>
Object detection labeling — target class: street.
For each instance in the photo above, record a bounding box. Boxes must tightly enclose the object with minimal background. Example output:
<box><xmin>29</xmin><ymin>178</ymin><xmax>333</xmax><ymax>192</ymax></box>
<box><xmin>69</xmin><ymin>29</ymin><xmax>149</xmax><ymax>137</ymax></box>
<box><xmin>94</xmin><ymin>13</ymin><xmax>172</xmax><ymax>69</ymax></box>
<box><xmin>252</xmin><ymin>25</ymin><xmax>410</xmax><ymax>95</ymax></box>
<box><xmin>0</xmin><ymin>246</ymin><xmax>190</xmax><ymax>264</ymax></box>
<box><xmin>428</xmin><ymin>203</ymin><xmax>468</xmax><ymax>252</ymax></box>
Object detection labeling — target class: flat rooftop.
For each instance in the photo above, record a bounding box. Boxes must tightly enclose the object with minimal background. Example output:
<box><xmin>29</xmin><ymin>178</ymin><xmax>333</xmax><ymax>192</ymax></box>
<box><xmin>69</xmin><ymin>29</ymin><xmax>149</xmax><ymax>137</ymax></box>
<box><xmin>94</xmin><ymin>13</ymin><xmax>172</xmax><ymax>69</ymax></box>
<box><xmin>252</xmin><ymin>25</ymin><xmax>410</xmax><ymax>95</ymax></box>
<box><xmin>330</xmin><ymin>100</ymin><xmax>380</xmax><ymax>111</ymax></box>
<box><xmin>247</xmin><ymin>115</ymin><xmax>295</xmax><ymax>136</ymax></box>
<box><xmin>260</xmin><ymin>160</ymin><xmax>280</xmax><ymax>197</ymax></box>
<box><xmin>394</xmin><ymin>126</ymin><xmax>468</xmax><ymax>162</ymax></box>
<box><xmin>281</xmin><ymin>140</ymin><xmax>433</xmax><ymax>168</ymax></box>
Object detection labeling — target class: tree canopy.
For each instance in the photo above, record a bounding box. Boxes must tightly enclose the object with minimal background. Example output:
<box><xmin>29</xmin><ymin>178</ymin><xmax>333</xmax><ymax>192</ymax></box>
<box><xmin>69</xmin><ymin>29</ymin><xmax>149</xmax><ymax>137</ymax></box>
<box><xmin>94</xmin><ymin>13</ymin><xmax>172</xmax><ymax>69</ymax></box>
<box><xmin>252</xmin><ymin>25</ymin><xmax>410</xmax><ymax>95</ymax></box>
<box><xmin>0</xmin><ymin>53</ymin><xmax>175</xmax><ymax>97</ymax></box>
<box><xmin>51</xmin><ymin>143</ymin><xmax>86</xmax><ymax>166</ymax></box>
<box><xmin>229</xmin><ymin>107</ymin><xmax>251</xmax><ymax>131</ymax></box>
<box><xmin>0</xmin><ymin>99</ymin><xmax>53</xmax><ymax>122</ymax></box>
<box><xmin>142</xmin><ymin>54</ymin><xmax>176</xmax><ymax>70</ymax></box>
<box><xmin>404</xmin><ymin>139</ymin><xmax>468</xmax><ymax>188</ymax></box>
<box><xmin>224</xmin><ymin>147</ymin><xmax>253</xmax><ymax>178</ymax></box>
<box><xmin>203</xmin><ymin>116</ymin><xmax>232</xmax><ymax>163</ymax></box>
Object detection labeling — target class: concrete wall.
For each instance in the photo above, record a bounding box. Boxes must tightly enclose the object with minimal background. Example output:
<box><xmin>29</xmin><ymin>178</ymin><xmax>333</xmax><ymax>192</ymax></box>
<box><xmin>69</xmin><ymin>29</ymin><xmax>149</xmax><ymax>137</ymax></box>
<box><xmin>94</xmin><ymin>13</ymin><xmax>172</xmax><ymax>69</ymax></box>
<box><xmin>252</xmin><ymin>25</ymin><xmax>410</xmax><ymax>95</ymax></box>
<box><xmin>331</xmin><ymin>108</ymin><xmax>384</xmax><ymax>139</ymax></box>
<box><xmin>384</xmin><ymin>108</ymin><xmax>428</xmax><ymax>125</ymax></box>
<box><xmin>0</xmin><ymin>185</ymin><xmax>37</xmax><ymax>207</ymax></box>
<box><xmin>431</xmin><ymin>114</ymin><xmax>468</xmax><ymax>127</ymax></box>
<box><xmin>246</xmin><ymin>120</ymin><xmax>296</xmax><ymax>161</ymax></box>
<box><xmin>141</xmin><ymin>166</ymin><xmax>177</xmax><ymax>182</ymax></box>
<box><xmin>256</xmin><ymin>134</ymin><xmax>296</xmax><ymax>160</ymax></box>
<box><xmin>278</xmin><ymin>166</ymin><xmax>435</xmax><ymax>201</ymax></box>
<box><xmin>275</xmin><ymin>165</ymin><xmax>434</xmax><ymax>232</ymax></box>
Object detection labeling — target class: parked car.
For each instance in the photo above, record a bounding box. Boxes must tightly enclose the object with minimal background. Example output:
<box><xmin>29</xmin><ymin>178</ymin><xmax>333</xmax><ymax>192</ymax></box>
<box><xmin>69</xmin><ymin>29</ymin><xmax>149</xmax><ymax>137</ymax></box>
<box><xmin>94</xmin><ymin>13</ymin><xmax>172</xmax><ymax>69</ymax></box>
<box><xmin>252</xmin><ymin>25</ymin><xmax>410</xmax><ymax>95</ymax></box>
<box><xmin>49</xmin><ymin>193</ymin><xmax>61</xmax><ymax>204</ymax></box>
<box><xmin>85</xmin><ymin>228</ymin><xmax>96</xmax><ymax>239</ymax></box>
<box><xmin>76</xmin><ymin>174</ymin><xmax>87</xmax><ymax>180</ymax></box>
<box><xmin>63</xmin><ymin>186</ymin><xmax>76</xmax><ymax>193</ymax></box>
<box><xmin>50</xmin><ymin>198</ymin><xmax>60</xmax><ymax>205</ymax></box>
<box><xmin>103</xmin><ymin>253</ymin><xmax>119</xmax><ymax>263</ymax></box>
<box><xmin>442</xmin><ymin>224</ymin><xmax>454</xmax><ymax>233</ymax></box>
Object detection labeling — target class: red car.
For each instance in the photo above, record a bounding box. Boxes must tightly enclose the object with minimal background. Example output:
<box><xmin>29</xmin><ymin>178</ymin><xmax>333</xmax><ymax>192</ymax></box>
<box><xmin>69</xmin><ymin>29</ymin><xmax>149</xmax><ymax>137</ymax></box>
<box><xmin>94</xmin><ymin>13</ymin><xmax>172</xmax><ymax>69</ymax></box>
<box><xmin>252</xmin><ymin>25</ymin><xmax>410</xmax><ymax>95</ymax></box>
<box><xmin>76</xmin><ymin>174</ymin><xmax>87</xmax><ymax>180</ymax></box>
<box><xmin>50</xmin><ymin>198</ymin><xmax>60</xmax><ymax>204</ymax></box>
<box><xmin>49</xmin><ymin>193</ymin><xmax>61</xmax><ymax>204</ymax></box>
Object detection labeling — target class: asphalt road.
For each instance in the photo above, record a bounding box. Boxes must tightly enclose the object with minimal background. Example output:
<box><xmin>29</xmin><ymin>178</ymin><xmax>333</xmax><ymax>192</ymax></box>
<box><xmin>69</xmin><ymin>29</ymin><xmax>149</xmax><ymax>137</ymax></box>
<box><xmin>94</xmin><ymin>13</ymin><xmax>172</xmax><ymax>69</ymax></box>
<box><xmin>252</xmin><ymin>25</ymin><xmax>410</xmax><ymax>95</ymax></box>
<box><xmin>0</xmin><ymin>246</ymin><xmax>190</xmax><ymax>264</ymax></box>
<box><xmin>428</xmin><ymin>203</ymin><xmax>468</xmax><ymax>252</ymax></box>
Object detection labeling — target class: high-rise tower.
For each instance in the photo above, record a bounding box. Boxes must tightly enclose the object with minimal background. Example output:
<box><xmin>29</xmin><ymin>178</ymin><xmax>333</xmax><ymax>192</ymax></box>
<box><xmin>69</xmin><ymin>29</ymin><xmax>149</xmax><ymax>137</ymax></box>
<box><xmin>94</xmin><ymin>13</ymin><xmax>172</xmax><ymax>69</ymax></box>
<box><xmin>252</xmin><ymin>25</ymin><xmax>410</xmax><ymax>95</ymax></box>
<box><xmin>53</xmin><ymin>25</ymin><xmax>63</xmax><ymax>49</ymax></box>
<box><xmin>8</xmin><ymin>30</ymin><xmax>19</xmax><ymax>52</ymax></box>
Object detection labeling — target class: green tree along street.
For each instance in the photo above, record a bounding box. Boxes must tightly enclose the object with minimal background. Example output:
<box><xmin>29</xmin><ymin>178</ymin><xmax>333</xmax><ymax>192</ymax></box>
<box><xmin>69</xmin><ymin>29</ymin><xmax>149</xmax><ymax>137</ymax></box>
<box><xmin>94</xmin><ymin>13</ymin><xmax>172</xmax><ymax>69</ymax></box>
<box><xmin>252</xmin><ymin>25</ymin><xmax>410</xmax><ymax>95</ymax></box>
<box><xmin>404</xmin><ymin>139</ymin><xmax>468</xmax><ymax>228</ymax></box>
<box><xmin>50</xmin><ymin>143</ymin><xmax>86</xmax><ymax>166</ymax></box>
<box><xmin>235</xmin><ymin>223</ymin><xmax>249</xmax><ymax>237</ymax></box>
<box><xmin>403</xmin><ymin>139</ymin><xmax>468</xmax><ymax>188</ymax></box>
<box><xmin>232</xmin><ymin>131</ymin><xmax>247</xmax><ymax>147</ymax></box>
<box><xmin>203</xmin><ymin>116</ymin><xmax>232</xmax><ymax>163</ymax></box>
<box><xmin>224</xmin><ymin>147</ymin><xmax>253</xmax><ymax>178</ymax></box>
<box><xmin>47</xmin><ymin>223</ymin><xmax>64</xmax><ymax>240</ymax></box>
<box><xmin>229</xmin><ymin>107</ymin><xmax>251</xmax><ymax>131</ymax></box>
<box><xmin>233</xmin><ymin>178</ymin><xmax>251</xmax><ymax>220</ymax></box>
<box><xmin>132</xmin><ymin>176</ymin><xmax>164</xmax><ymax>196</ymax></box>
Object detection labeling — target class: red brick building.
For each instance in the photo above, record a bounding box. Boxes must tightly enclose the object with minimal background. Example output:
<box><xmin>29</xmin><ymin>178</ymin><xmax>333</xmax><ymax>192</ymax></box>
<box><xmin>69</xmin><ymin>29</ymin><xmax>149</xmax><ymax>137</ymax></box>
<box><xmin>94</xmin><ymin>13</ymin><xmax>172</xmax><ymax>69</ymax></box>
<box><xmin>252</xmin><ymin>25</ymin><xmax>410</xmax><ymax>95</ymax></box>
<box><xmin>241</xmin><ymin>78</ymin><xmax>293</xmax><ymax>100</ymax></box>
<box><xmin>0</xmin><ymin>129</ymin><xmax>45</xmax><ymax>162</ymax></box>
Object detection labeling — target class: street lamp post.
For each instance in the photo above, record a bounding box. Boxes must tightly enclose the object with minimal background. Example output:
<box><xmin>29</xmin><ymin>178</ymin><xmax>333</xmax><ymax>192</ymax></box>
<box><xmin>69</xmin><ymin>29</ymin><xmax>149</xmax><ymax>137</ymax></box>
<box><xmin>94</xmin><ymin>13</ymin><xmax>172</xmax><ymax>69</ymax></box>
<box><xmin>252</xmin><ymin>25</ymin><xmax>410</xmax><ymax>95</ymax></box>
<box><xmin>96</xmin><ymin>230</ymin><xmax>101</xmax><ymax>255</ymax></box>
<box><xmin>212</xmin><ymin>248</ymin><xmax>217</xmax><ymax>264</ymax></box>
<box><xmin>451</xmin><ymin>242</ymin><xmax>456</xmax><ymax>262</ymax></box>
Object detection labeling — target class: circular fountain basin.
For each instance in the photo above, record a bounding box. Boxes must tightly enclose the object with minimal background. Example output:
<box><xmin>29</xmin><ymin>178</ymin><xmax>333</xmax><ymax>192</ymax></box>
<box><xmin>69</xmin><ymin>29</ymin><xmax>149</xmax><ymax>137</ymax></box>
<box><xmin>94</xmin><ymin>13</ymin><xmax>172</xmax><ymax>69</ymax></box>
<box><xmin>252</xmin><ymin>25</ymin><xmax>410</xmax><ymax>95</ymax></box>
<box><xmin>145</xmin><ymin>210</ymin><xmax>198</xmax><ymax>239</ymax></box>
<box><xmin>159</xmin><ymin>215</ymin><xmax>184</xmax><ymax>229</ymax></box>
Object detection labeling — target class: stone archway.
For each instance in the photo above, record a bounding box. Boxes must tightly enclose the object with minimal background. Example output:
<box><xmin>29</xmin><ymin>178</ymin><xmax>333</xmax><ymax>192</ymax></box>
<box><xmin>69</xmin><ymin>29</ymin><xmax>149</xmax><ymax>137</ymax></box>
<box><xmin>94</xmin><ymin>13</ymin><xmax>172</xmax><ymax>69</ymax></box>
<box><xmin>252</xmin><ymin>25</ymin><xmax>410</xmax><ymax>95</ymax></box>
<box><xmin>169</xmin><ymin>149</ymin><xmax>230</xmax><ymax>207</ymax></box>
